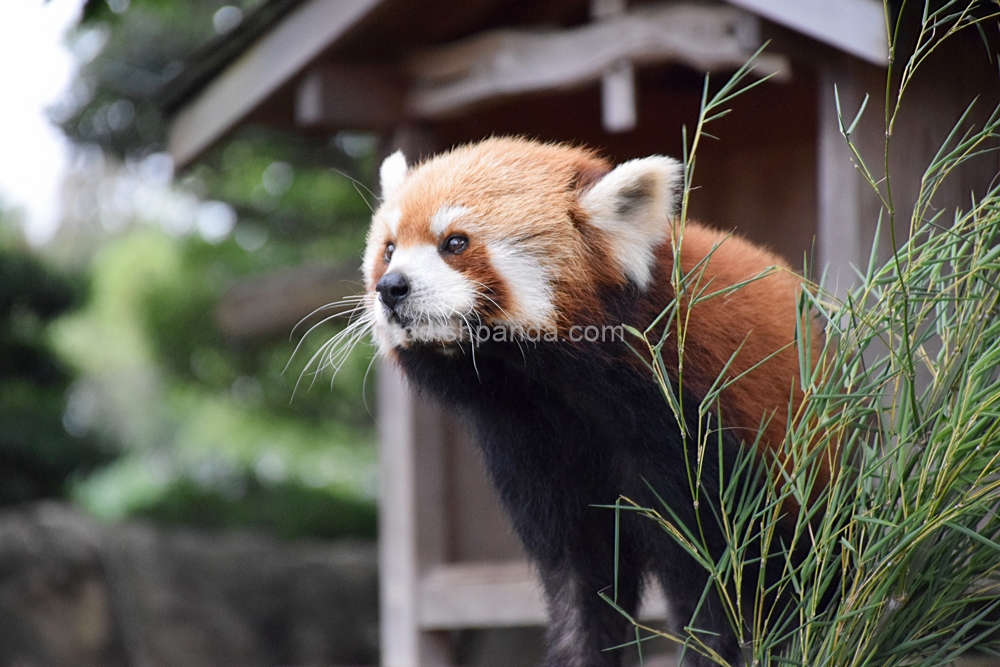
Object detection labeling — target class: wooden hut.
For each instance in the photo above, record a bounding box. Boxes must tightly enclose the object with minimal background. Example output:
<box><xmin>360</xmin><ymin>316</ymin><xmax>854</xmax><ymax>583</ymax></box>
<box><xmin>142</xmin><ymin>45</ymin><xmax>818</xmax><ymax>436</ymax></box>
<box><xmin>161</xmin><ymin>1</ymin><xmax>999</xmax><ymax>664</ymax></box>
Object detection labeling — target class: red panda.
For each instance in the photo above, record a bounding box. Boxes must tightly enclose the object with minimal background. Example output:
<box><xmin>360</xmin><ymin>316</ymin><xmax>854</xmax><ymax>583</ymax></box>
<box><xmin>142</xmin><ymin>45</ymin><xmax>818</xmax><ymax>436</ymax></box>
<box><xmin>362</xmin><ymin>137</ymin><xmax>825</xmax><ymax>667</ymax></box>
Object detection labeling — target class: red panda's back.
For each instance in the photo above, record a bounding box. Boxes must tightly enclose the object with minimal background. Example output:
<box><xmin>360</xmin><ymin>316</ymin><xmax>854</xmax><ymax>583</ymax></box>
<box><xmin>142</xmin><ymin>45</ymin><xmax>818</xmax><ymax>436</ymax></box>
<box><xmin>641</xmin><ymin>222</ymin><xmax>827</xmax><ymax>490</ymax></box>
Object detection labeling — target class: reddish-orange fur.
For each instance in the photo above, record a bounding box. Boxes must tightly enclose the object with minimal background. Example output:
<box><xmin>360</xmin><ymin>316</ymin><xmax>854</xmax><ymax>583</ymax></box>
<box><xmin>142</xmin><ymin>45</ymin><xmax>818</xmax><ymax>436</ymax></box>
<box><xmin>366</xmin><ymin>139</ymin><xmax>620</xmax><ymax>330</ymax></box>
<box><xmin>368</xmin><ymin>137</ymin><xmax>826</xmax><ymax>494</ymax></box>
<box><xmin>641</xmin><ymin>225</ymin><xmax>829</xmax><ymax>493</ymax></box>
<box><xmin>366</xmin><ymin>137</ymin><xmax>833</xmax><ymax>665</ymax></box>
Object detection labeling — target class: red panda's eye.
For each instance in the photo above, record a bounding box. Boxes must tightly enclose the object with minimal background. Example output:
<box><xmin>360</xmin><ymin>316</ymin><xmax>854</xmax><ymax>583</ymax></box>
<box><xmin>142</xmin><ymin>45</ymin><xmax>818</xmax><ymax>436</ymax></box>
<box><xmin>384</xmin><ymin>243</ymin><xmax>395</xmax><ymax>263</ymax></box>
<box><xmin>444</xmin><ymin>235</ymin><xmax>468</xmax><ymax>255</ymax></box>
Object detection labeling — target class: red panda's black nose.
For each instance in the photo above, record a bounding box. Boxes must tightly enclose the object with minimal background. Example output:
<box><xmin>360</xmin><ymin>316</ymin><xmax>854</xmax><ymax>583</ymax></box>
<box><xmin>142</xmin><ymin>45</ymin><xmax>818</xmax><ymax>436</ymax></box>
<box><xmin>376</xmin><ymin>272</ymin><xmax>410</xmax><ymax>310</ymax></box>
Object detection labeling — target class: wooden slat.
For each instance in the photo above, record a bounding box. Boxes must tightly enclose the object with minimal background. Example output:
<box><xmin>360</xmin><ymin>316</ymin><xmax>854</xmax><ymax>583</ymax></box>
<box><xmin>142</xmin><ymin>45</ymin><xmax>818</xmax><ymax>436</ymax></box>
<box><xmin>407</xmin><ymin>2</ymin><xmax>790</xmax><ymax>119</ymax></box>
<box><xmin>417</xmin><ymin>561</ymin><xmax>668</xmax><ymax>630</ymax></box>
<box><xmin>726</xmin><ymin>0</ymin><xmax>888</xmax><ymax>66</ymax></box>
<box><xmin>817</xmin><ymin>58</ymin><xmax>862</xmax><ymax>298</ymax></box>
<box><xmin>168</xmin><ymin>0</ymin><xmax>384</xmax><ymax>167</ymax></box>
<box><xmin>378</xmin><ymin>123</ymin><xmax>454</xmax><ymax>667</ymax></box>
<box><xmin>600</xmin><ymin>60</ymin><xmax>637</xmax><ymax>133</ymax></box>
<box><xmin>418</xmin><ymin>561</ymin><xmax>546</xmax><ymax>629</ymax></box>
<box><xmin>377</xmin><ymin>360</ymin><xmax>420</xmax><ymax>667</ymax></box>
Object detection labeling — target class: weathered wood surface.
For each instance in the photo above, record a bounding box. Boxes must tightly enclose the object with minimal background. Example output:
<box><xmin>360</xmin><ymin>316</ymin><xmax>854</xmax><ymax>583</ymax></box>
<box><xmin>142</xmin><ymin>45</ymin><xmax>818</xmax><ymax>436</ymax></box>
<box><xmin>378</xmin><ymin>360</ymin><xmax>454</xmax><ymax>667</ymax></box>
<box><xmin>214</xmin><ymin>263</ymin><xmax>361</xmax><ymax>340</ymax></box>
<box><xmin>591</xmin><ymin>0</ymin><xmax>636</xmax><ymax>133</ymax></box>
<box><xmin>406</xmin><ymin>3</ymin><xmax>791</xmax><ymax>119</ymax></box>
<box><xmin>296</xmin><ymin>64</ymin><xmax>405</xmax><ymax>129</ymax></box>
<box><xmin>417</xmin><ymin>561</ymin><xmax>668</xmax><ymax>630</ymax></box>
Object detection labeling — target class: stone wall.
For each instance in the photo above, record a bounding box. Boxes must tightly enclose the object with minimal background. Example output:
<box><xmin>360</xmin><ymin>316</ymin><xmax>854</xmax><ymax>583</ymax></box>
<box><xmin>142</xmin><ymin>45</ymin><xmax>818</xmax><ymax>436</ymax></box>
<box><xmin>0</xmin><ymin>502</ymin><xmax>378</xmax><ymax>667</ymax></box>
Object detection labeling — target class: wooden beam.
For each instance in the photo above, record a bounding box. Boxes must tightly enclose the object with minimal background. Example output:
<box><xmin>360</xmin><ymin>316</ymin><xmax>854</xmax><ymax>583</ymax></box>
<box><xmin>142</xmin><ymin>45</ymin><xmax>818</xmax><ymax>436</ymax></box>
<box><xmin>600</xmin><ymin>60</ymin><xmax>637</xmax><ymax>133</ymax></box>
<box><xmin>725</xmin><ymin>0</ymin><xmax>888</xmax><ymax>66</ymax></box>
<box><xmin>817</xmin><ymin>60</ymin><xmax>862</xmax><ymax>297</ymax></box>
<box><xmin>296</xmin><ymin>64</ymin><xmax>405</xmax><ymax>129</ymax></box>
<box><xmin>168</xmin><ymin>0</ymin><xmax>384</xmax><ymax>168</ymax></box>
<box><xmin>375</xmin><ymin>125</ymin><xmax>456</xmax><ymax>667</ymax></box>
<box><xmin>407</xmin><ymin>2</ymin><xmax>791</xmax><ymax>119</ymax></box>
<box><xmin>417</xmin><ymin>561</ymin><xmax>668</xmax><ymax>629</ymax></box>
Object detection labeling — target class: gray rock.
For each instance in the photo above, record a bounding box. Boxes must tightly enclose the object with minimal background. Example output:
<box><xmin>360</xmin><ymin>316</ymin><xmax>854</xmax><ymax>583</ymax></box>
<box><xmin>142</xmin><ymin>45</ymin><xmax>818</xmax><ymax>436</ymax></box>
<box><xmin>0</xmin><ymin>502</ymin><xmax>378</xmax><ymax>667</ymax></box>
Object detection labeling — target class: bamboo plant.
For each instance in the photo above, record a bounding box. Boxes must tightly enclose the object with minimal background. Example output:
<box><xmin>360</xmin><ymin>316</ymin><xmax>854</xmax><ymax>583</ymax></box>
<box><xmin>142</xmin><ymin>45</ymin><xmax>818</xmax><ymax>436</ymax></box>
<box><xmin>615</xmin><ymin>2</ymin><xmax>1000</xmax><ymax>665</ymax></box>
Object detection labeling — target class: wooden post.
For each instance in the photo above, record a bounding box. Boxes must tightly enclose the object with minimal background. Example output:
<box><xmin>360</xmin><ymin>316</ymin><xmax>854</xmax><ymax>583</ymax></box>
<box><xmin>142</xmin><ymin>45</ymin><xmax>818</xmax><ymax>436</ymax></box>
<box><xmin>817</xmin><ymin>58</ymin><xmax>862</xmax><ymax>297</ymax></box>
<box><xmin>592</xmin><ymin>0</ymin><xmax>636</xmax><ymax>133</ymax></box>
<box><xmin>377</xmin><ymin>360</ymin><xmax>454</xmax><ymax>667</ymax></box>
<box><xmin>377</xmin><ymin>125</ymin><xmax>455</xmax><ymax>667</ymax></box>
<box><xmin>817</xmin><ymin>55</ymin><xmax>884</xmax><ymax>298</ymax></box>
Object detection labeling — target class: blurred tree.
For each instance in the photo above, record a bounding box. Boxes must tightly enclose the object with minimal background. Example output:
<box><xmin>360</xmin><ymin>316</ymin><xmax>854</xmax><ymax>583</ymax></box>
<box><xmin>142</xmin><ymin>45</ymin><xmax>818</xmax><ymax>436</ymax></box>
<box><xmin>48</xmin><ymin>0</ymin><xmax>380</xmax><ymax>538</ymax></box>
<box><xmin>55</xmin><ymin>0</ymin><xmax>220</xmax><ymax>157</ymax></box>
<box><xmin>0</xmin><ymin>213</ymin><xmax>117</xmax><ymax>504</ymax></box>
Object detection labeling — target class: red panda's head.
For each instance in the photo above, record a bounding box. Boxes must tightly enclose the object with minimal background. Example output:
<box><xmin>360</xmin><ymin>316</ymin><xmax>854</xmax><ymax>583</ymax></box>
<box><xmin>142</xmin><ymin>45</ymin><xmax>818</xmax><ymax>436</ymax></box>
<box><xmin>363</xmin><ymin>137</ymin><xmax>682</xmax><ymax>352</ymax></box>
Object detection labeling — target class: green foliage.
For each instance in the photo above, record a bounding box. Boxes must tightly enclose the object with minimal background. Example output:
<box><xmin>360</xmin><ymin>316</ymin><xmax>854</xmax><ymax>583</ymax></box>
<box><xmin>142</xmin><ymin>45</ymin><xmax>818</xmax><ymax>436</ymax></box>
<box><xmin>615</xmin><ymin>3</ymin><xmax>1000</xmax><ymax>665</ymax></box>
<box><xmin>51</xmin><ymin>0</ymin><xmax>380</xmax><ymax>537</ymax></box>
<box><xmin>130</xmin><ymin>473</ymin><xmax>377</xmax><ymax>540</ymax></box>
<box><xmin>52</xmin><ymin>0</ymin><xmax>386</xmax><ymax>532</ymax></box>
<box><xmin>191</xmin><ymin>131</ymin><xmax>376</xmax><ymax>243</ymax></box>
<box><xmin>138</xmin><ymin>221</ymin><xmax>374</xmax><ymax>425</ymax></box>
<box><xmin>0</xmin><ymin>219</ymin><xmax>118</xmax><ymax>504</ymax></box>
<box><xmin>78</xmin><ymin>0</ymin><xmax>214</xmax><ymax>25</ymax></box>
<box><xmin>61</xmin><ymin>0</ymin><xmax>218</xmax><ymax>153</ymax></box>
<box><xmin>53</xmin><ymin>226</ymin><xmax>377</xmax><ymax>521</ymax></box>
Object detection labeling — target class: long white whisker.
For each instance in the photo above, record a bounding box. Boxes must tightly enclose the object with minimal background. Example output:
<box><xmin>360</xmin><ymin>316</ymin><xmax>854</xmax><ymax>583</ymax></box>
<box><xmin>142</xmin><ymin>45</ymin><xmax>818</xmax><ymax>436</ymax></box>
<box><xmin>293</xmin><ymin>340</ymin><xmax>337</xmax><ymax>400</ymax></box>
<box><xmin>285</xmin><ymin>303</ymin><xmax>370</xmax><ymax>376</ymax></box>
<box><xmin>322</xmin><ymin>318</ymin><xmax>373</xmax><ymax>372</ymax></box>
<box><xmin>291</xmin><ymin>306</ymin><xmax>375</xmax><ymax>399</ymax></box>
<box><xmin>329</xmin><ymin>166</ymin><xmax>381</xmax><ymax>212</ymax></box>
<box><xmin>291</xmin><ymin>295</ymin><xmax>367</xmax><ymax>339</ymax></box>
<box><xmin>514</xmin><ymin>331</ymin><xmax>527</xmax><ymax>365</ymax></box>
<box><xmin>468</xmin><ymin>280</ymin><xmax>532</xmax><ymax>364</ymax></box>
<box><xmin>317</xmin><ymin>324</ymin><xmax>366</xmax><ymax>373</ymax></box>
<box><xmin>469</xmin><ymin>279</ymin><xmax>517</xmax><ymax>323</ymax></box>
<box><xmin>360</xmin><ymin>351</ymin><xmax>379</xmax><ymax>419</ymax></box>
<box><xmin>459</xmin><ymin>313</ymin><xmax>481</xmax><ymax>381</ymax></box>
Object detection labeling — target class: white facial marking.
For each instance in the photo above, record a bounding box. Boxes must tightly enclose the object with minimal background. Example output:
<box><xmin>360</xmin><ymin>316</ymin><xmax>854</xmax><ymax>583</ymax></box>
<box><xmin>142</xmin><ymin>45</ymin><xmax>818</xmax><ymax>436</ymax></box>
<box><xmin>379</xmin><ymin>150</ymin><xmax>409</xmax><ymax>201</ymax></box>
<box><xmin>430</xmin><ymin>204</ymin><xmax>471</xmax><ymax>237</ymax></box>
<box><xmin>384</xmin><ymin>206</ymin><xmax>402</xmax><ymax>236</ymax></box>
<box><xmin>487</xmin><ymin>241</ymin><xmax>554</xmax><ymax>328</ymax></box>
<box><xmin>580</xmin><ymin>155</ymin><xmax>682</xmax><ymax>289</ymax></box>
<box><xmin>372</xmin><ymin>244</ymin><xmax>478</xmax><ymax>350</ymax></box>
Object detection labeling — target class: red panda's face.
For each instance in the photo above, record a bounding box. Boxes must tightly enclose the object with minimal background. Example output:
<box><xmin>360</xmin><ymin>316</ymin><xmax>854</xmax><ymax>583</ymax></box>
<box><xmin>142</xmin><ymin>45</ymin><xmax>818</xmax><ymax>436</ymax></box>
<box><xmin>362</xmin><ymin>138</ymin><xmax>682</xmax><ymax>352</ymax></box>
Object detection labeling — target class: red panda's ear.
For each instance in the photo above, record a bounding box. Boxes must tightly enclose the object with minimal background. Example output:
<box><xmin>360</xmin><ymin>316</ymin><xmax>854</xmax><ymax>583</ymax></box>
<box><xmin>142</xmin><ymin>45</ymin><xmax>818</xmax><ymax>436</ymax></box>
<box><xmin>579</xmin><ymin>156</ymin><xmax>682</xmax><ymax>289</ymax></box>
<box><xmin>379</xmin><ymin>150</ymin><xmax>409</xmax><ymax>201</ymax></box>
<box><xmin>570</xmin><ymin>160</ymin><xmax>611</xmax><ymax>194</ymax></box>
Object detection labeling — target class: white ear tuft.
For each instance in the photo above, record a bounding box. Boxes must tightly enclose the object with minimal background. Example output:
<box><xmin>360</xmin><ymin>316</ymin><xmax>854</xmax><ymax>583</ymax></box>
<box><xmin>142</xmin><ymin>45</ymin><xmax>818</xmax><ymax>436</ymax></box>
<box><xmin>379</xmin><ymin>150</ymin><xmax>409</xmax><ymax>201</ymax></box>
<box><xmin>579</xmin><ymin>156</ymin><xmax>683</xmax><ymax>289</ymax></box>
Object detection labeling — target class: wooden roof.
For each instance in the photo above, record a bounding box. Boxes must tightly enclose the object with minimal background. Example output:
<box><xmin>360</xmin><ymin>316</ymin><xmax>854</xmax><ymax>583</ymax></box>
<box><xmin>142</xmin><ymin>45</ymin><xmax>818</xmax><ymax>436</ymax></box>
<box><xmin>163</xmin><ymin>0</ymin><xmax>888</xmax><ymax>167</ymax></box>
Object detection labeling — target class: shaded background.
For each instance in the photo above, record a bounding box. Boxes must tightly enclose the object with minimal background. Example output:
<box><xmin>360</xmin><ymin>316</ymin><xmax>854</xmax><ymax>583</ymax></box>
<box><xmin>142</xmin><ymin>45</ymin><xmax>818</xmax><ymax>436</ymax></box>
<box><xmin>0</xmin><ymin>1</ymin><xmax>384</xmax><ymax>664</ymax></box>
<box><xmin>3</xmin><ymin>0</ymin><xmax>380</xmax><ymax>537</ymax></box>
